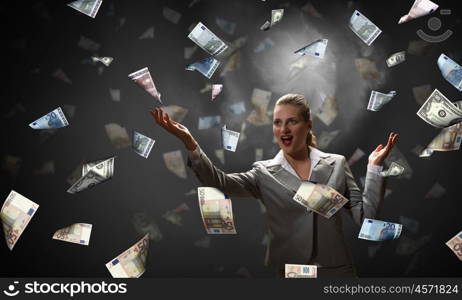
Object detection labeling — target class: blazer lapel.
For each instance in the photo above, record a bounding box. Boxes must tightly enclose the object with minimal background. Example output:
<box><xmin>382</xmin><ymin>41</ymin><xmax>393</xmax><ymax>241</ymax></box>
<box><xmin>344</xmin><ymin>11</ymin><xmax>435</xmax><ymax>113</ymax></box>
<box><xmin>309</xmin><ymin>157</ymin><xmax>335</xmax><ymax>184</ymax></box>
<box><xmin>267</xmin><ymin>165</ymin><xmax>301</xmax><ymax>194</ymax></box>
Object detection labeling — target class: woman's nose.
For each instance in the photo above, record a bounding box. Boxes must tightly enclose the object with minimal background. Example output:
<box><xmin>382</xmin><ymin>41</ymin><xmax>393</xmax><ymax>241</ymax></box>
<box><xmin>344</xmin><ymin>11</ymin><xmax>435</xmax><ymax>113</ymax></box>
<box><xmin>282</xmin><ymin>124</ymin><xmax>290</xmax><ymax>133</ymax></box>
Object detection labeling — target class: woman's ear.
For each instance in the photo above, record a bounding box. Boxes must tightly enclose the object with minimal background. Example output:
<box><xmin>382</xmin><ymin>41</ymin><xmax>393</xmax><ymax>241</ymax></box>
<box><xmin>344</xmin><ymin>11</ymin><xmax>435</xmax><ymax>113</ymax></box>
<box><xmin>307</xmin><ymin>120</ymin><xmax>313</xmax><ymax>130</ymax></box>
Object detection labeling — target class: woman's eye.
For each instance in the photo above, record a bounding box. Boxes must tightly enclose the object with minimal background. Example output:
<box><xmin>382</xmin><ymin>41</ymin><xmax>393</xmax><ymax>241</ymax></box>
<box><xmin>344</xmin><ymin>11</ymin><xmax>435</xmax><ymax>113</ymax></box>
<box><xmin>290</xmin><ymin>120</ymin><xmax>298</xmax><ymax>124</ymax></box>
<box><xmin>273</xmin><ymin>121</ymin><xmax>281</xmax><ymax>126</ymax></box>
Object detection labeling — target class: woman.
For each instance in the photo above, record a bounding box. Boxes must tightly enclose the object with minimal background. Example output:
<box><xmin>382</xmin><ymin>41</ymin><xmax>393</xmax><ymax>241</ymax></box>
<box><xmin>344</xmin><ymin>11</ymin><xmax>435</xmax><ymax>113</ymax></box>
<box><xmin>150</xmin><ymin>93</ymin><xmax>398</xmax><ymax>277</ymax></box>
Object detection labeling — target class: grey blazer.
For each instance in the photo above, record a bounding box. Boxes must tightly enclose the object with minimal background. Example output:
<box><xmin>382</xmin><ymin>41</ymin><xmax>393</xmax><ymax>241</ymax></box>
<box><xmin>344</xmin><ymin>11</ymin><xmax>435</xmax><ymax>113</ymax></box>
<box><xmin>187</xmin><ymin>146</ymin><xmax>385</xmax><ymax>271</ymax></box>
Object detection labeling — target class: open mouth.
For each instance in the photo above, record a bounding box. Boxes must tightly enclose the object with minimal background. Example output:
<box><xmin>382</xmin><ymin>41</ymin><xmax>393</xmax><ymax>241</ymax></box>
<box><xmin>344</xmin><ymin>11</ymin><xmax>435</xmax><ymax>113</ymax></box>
<box><xmin>281</xmin><ymin>135</ymin><xmax>293</xmax><ymax>146</ymax></box>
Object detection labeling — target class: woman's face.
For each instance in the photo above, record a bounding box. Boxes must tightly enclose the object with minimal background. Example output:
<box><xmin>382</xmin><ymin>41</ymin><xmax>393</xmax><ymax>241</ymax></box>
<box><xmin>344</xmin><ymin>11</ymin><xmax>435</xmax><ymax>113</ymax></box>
<box><xmin>273</xmin><ymin>104</ymin><xmax>311</xmax><ymax>156</ymax></box>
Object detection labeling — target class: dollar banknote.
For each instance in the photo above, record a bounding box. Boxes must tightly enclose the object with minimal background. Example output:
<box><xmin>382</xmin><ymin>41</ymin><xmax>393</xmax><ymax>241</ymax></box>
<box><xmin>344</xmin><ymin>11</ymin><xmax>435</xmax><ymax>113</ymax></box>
<box><xmin>246</xmin><ymin>88</ymin><xmax>272</xmax><ymax>126</ymax></box>
<box><xmin>417</xmin><ymin>89</ymin><xmax>462</xmax><ymax>128</ymax></box>
<box><xmin>133</xmin><ymin>131</ymin><xmax>155</xmax><ymax>158</ymax></box>
<box><xmin>294</xmin><ymin>39</ymin><xmax>328</xmax><ymax>58</ymax></box>
<box><xmin>188</xmin><ymin>22</ymin><xmax>228</xmax><ymax>56</ymax></box>
<box><xmin>316</xmin><ymin>95</ymin><xmax>338</xmax><ymax>126</ymax></box>
<box><xmin>132</xmin><ymin>212</ymin><xmax>162</xmax><ymax>241</ymax></box>
<box><xmin>139</xmin><ymin>26</ymin><xmax>154</xmax><ymax>40</ymax></box>
<box><xmin>355</xmin><ymin>58</ymin><xmax>381</xmax><ymax>80</ymax></box>
<box><xmin>386</xmin><ymin>51</ymin><xmax>406</xmax><ymax>67</ymax></box>
<box><xmin>186</xmin><ymin>57</ymin><xmax>220</xmax><ymax>79</ymax></box>
<box><xmin>412</xmin><ymin>84</ymin><xmax>432</xmax><ymax>105</ymax></box>
<box><xmin>105</xmin><ymin>123</ymin><xmax>131</xmax><ymax>148</ymax></box>
<box><xmin>128</xmin><ymin>67</ymin><xmax>162</xmax><ymax>104</ymax></box>
<box><xmin>161</xmin><ymin>105</ymin><xmax>188</xmax><ymax>123</ymax></box>
<box><xmin>163</xmin><ymin>150</ymin><xmax>187</xmax><ymax>179</ymax></box>
<box><xmin>91</xmin><ymin>56</ymin><xmax>113</xmax><ymax>67</ymax></box>
<box><xmin>271</xmin><ymin>9</ymin><xmax>284</xmax><ymax>26</ymax></box>
<box><xmin>106</xmin><ymin>234</ymin><xmax>149</xmax><ymax>278</ymax></box>
<box><xmin>198</xmin><ymin>187</ymin><xmax>237</xmax><ymax>234</ymax></box>
<box><xmin>198</xmin><ymin>115</ymin><xmax>221</xmax><ymax>130</ymax></box>
<box><xmin>162</xmin><ymin>7</ymin><xmax>181</xmax><ymax>24</ymax></box>
<box><xmin>380</xmin><ymin>161</ymin><xmax>405</xmax><ymax>177</ymax></box>
<box><xmin>67</xmin><ymin>157</ymin><xmax>115</xmax><ymax>194</ymax></box>
<box><xmin>67</xmin><ymin>0</ymin><xmax>102</xmax><ymax>18</ymax></box>
<box><xmin>437</xmin><ymin>54</ymin><xmax>462</xmax><ymax>91</ymax></box>
<box><xmin>285</xmin><ymin>264</ymin><xmax>317</xmax><ymax>278</ymax></box>
<box><xmin>1</xmin><ymin>190</ymin><xmax>39</xmax><ymax>250</ymax></box>
<box><xmin>52</xmin><ymin>223</ymin><xmax>92</xmax><ymax>246</ymax></box>
<box><xmin>260</xmin><ymin>20</ymin><xmax>271</xmax><ymax>31</ymax></box>
<box><xmin>221</xmin><ymin>125</ymin><xmax>240</xmax><ymax>152</ymax></box>
<box><xmin>293</xmin><ymin>181</ymin><xmax>348</xmax><ymax>218</ymax></box>
<box><xmin>420</xmin><ymin>121</ymin><xmax>462</xmax><ymax>157</ymax></box>
<box><xmin>398</xmin><ymin>0</ymin><xmax>438</xmax><ymax>24</ymax></box>
<box><xmin>29</xmin><ymin>107</ymin><xmax>69</xmax><ymax>129</ymax></box>
<box><xmin>349</xmin><ymin>10</ymin><xmax>382</xmax><ymax>46</ymax></box>
<box><xmin>317</xmin><ymin>130</ymin><xmax>340</xmax><ymax>150</ymax></box>
<box><xmin>211</xmin><ymin>84</ymin><xmax>223</xmax><ymax>100</ymax></box>
<box><xmin>446</xmin><ymin>231</ymin><xmax>462</xmax><ymax>260</ymax></box>
<box><xmin>384</xmin><ymin>147</ymin><xmax>412</xmax><ymax>179</ymax></box>
<box><xmin>216</xmin><ymin>17</ymin><xmax>236</xmax><ymax>35</ymax></box>
<box><xmin>358</xmin><ymin>218</ymin><xmax>402</xmax><ymax>241</ymax></box>
<box><xmin>367</xmin><ymin>90</ymin><xmax>397</xmax><ymax>111</ymax></box>
<box><xmin>254</xmin><ymin>37</ymin><xmax>275</xmax><ymax>53</ymax></box>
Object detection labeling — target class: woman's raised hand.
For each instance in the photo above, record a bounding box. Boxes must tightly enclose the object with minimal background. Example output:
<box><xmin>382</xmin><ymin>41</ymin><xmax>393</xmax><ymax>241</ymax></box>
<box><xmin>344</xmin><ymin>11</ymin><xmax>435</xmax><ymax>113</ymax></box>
<box><xmin>368</xmin><ymin>132</ymin><xmax>399</xmax><ymax>166</ymax></box>
<box><xmin>149</xmin><ymin>108</ymin><xmax>197</xmax><ymax>151</ymax></box>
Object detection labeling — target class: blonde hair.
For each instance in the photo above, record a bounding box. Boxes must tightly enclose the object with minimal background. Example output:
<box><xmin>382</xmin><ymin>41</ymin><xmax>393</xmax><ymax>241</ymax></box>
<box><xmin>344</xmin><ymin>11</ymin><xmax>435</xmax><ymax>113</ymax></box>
<box><xmin>275</xmin><ymin>93</ymin><xmax>317</xmax><ymax>148</ymax></box>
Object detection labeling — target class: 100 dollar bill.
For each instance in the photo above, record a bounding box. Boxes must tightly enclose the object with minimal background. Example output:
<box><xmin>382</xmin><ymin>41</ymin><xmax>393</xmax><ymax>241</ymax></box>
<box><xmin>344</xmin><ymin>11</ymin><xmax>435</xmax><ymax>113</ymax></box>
<box><xmin>417</xmin><ymin>89</ymin><xmax>462</xmax><ymax>128</ymax></box>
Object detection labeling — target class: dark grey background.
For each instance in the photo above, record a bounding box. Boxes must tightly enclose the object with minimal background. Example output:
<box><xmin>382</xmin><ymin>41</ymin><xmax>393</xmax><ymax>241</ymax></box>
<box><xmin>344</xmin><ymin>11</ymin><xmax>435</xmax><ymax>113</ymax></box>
<box><xmin>1</xmin><ymin>0</ymin><xmax>461</xmax><ymax>277</ymax></box>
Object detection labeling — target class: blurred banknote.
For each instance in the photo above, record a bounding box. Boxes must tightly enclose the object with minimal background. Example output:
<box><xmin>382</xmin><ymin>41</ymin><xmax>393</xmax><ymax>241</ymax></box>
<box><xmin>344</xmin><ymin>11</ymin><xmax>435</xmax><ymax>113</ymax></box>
<box><xmin>106</xmin><ymin>234</ymin><xmax>149</xmax><ymax>278</ymax></box>
<box><xmin>220</xmin><ymin>51</ymin><xmax>240</xmax><ymax>77</ymax></box>
<box><xmin>348</xmin><ymin>148</ymin><xmax>365</xmax><ymax>166</ymax></box>
<box><xmin>67</xmin><ymin>157</ymin><xmax>115</xmax><ymax>194</ymax></box>
<box><xmin>128</xmin><ymin>67</ymin><xmax>162</xmax><ymax>104</ymax></box>
<box><xmin>198</xmin><ymin>187</ymin><xmax>237</xmax><ymax>234</ymax></box>
<box><xmin>437</xmin><ymin>54</ymin><xmax>462</xmax><ymax>91</ymax></box>
<box><xmin>161</xmin><ymin>105</ymin><xmax>188</xmax><ymax>123</ymax></box>
<box><xmin>78</xmin><ymin>36</ymin><xmax>100</xmax><ymax>51</ymax></box>
<box><xmin>34</xmin><ymin>160</ymin><xmax>55</xmax><ymax>175</ymax></box>
<box><xmin>221</xmin><ymin>125</ymin><xmax>240</xmax><ymax>152</ymax></box>
<box><xmin>133</xmin><ymin>131</ymin><xmax>155</xmax><ymax>158</ymax></box>
<box><xmin>412</xmin><ymin>84</ymin><xmax>432</xmax><ymax>105</ymax></box>
<box><xmin>163</xmin><ymin>203</ymin><xmax>189</xmax><ymax>226</ymax></box>
<box><xmin>194</xmin><ymin>236</ymin><xmax>211</xmax><ymax>248</ymax></box>
<box><xmin>216</xmin><ymin>17</ymin><xmax>236</xmax><ymax>35</ymax></box>
<box><xmin>293</xmin><ymin>181</ymin><xmax>348</xmax><ymax>218</ymax></box>
<box><xmin>417</xmin><ymin>89</ymin><xmax>462</xmax><ymax>128</ymax></box>
<box><xmin>301</xmin><ymin>1</ymin><xmax>323</xmax><ymax>18</ymax></box>
<box><xmin>163</xmin><ymin>150</ymin><xmax>187</xmax><ymax>179</ymax></box>
<box><xmin>211</xmin><ymin>84</ymin><xmax>223</xmax><ymax>100</ymax></box>
<box><xmin>215</xmin><ymin>149</ymin><xmax>225</xmax><ymax>165</ymax></box>
<box><xmin>424</xmin><ymin>182</ymin><xmax>446</xmax><ymax>199</ymax></box>
<box><xmin>184</xmin><ymin>45</ymin><xmax>198</xmax><ymax>59</ymax></box>
<box><xmin>132</xmin><ymin>212</ymin><xmax>162</xmax><ymax>241</ymax></box>
<box><xmin>399</xmin><ymin>216</ymin><xmax>420</xmax><ymax>234</ymax></box>
<box><xmin>68</xmin><ymin>0</ymin><xmax>102</xmax><ymax>18</ymax></box>
<box><xmin>139</xmin><ymin>26</ymin><xmax>154</xmax><ymax>39</ymax></box>
<box><xmin>105</xmin><ymin>123</ymin><xmax>131</xmax><ymax>148</ymax></box>
<box><xmin>188</xmin><ymin>22</ymin><xmax>228</xmax><ymax>56</ymax></box>
<box><xmin>1</xmin><ymin>190</ymin><xmax>39</xmax><ymax>250</ymax></box>
<box><xmin>355</xmin><ymin>58</ymin><xmax>380</xmax><ymax>80</ymax></box>
<box><xmin>316</xmin><ymin>95</ymin><xmax>338</xmax><ymax>126</ymax></box>
<box><xmin>380</xmin><ymin>162</ymin><xmax>405</xmax><ymax>177</ymax></box>
<box><xmin>254</xmin><ymin>38</ymin><xmax>275</xmax><ymax>53</ymax></box>
<box><xmin>420</xmin><ymin>122</ymin><xmax>462</xmax><ymax>157</ymax></box>
<box><xmin>398</xmin><ymin>0</ymin><xmax>438</xmax><ymax>24</ymax></box>
<box><xmin>317</xmin><ymin>130</ymin><xmax>340</xmax><ymax>150</ymax></box>
<box><xmin>228</xmin><ymin>102</ymin><xmax>246</xmax><ymax>115</ymax></box>
<box><xmin>52</xmin><ymin>68</ymin><xmax>72</xmax><ymax>84</ymax></box>
<box><xmin>285</xmin><ymin>264</ymin><xmax>317</xmax><ymax>278</ymax></box>
<box><xmin>52</xmin><ymin>223</ymin><xmax>92</xmax><ymax>246</ymax></box>
<box><xmin>29</xmin><ymin>107</ymin><xmax>69</xmax><ymax>129</ymax></box>
<box><xmin>247</xmin><ymin>88</ymin><xmax>272</xmax><ymax>126</ymax></box>
<box><xmin>255</xmin><ymin>148</ymin><xmax>264</xmax><ymax>161</ymax></box>
<box><xmin>367</xmin><ymin>90</ymin><xmax>397</xmax><ymax>111</ymax></box>
<box><xmin>91</xmin><ymin>56</ymin><xmax>113</xmax><ymax>67</ymax></box>
<box><xmin>358</xmin><ymin>218</ymin><xmax>402</xmax><ymax>241</ymax></box>
<box><xmin>109</xmin><ymin>88</ymin><xmax>120</xmax><ymax>102</ymax></box>
<box><xmin>446</xmin><ymin>231</ymin><xmax>462</xmax><ymax>260</ymax></box>
<box><xmin>294</xmin><ymin>39</ymin><xmax>328</xmax><ymax>58</ymax></box>
<box><xmin>186</xmin><ymin>57</ymin><xmax>220</xmax><ymax>79</ymax></box>
<box><xmin>396</xmin><ymin>234</ymin><xmax>431</xmax><ymax>256</ymax></box>
<box><xmin>260</xmin><ymin>21</ymin><xmax>271</xmax><ymax>31</ymax></box>
<box><xmin>2</xmin><ymin>155</ymin><xmax>22</xmax><ymax>180</ymax></box>
<box><xmin>349</xmin><ymin>10</ymin><xmax>382</xmax><ymax>46</ymax></box>
<box><xmin>198</xmin><ymin>115</ymin><xmax>221</xmax><ymax>130</ymax></box>
<box><xmin>386</xmin><ymin>51</ymin><xmax>406</xmax><ymax>67</ymax></box>
<box><xmin>163</xmin><ymin>7</ymin><xmax>181</xmax><ymax>24</ymax></box>
<box><xmin>407</xmin><ymin>39</ymin><xmax>434</xmax><ymax>56</ymax></box>
<box><xmin>271</xmin><ymin>9</ymin><xmax>284</xmax><ymax>26</ymax></box>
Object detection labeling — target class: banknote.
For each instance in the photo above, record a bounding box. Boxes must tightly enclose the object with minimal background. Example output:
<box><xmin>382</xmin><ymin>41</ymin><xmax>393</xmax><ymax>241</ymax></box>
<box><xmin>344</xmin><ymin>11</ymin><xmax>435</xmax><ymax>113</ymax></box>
<box><xmin>347</xmin><ymin>148</ymin><xmax>365</xmax><ymax>166</ymax></box>
<box><xmin>398</xmin><ymin>0</ymin><xmax>438</xmax><ymax>24</ymax></box>
<box><xmin>52</xmin><ymin>68</ymin><xmax>72</xmax><ymax>84</ymax></box>
<box><xmin>216</xmin><ymin>17</ymin><xmax>236</xmax><ymax>35</ymax></box>
<box><xmin>198</xmin><ymin>115</ymin><xmax>221</xmax><ymax>130</ymax></box>
<box><xmin>1</xmin><ymin>190</ymin><xmax>39</xmax><ymax>250</ymax></box>
<box><xmin>355</xmin><ymin>58</ymin><xmax>380</xmax><ymax>80</ymax></box>
<box><xmin>408</xmin><ymin>39</ymin><xmax>435</xmax><ymax>57</ymax></box>
<box><xmin>349</xmin><ymin>10</ymin><xmax>382</xmax><ymax>46</ymax></box>
<box><xmin>186</xmin><ymin>57</ymin><xmax>220</xmax><ymax>79</ymax></box>
<box><xmin>188</xmin><ymin>22</ymin><xmax>228</xmax><ymax>56</ymax></box>
<box><xmin>184</xmin><ymin>45</ymin><xmax>198</xmax><ymax>59</ymax></box>
<box><xmin>255</xmin><ymin>148</ymin><xmax>264</xmax><ymax>161</ymax></box>
<box><xmin>211</xmin><ymin>84</ymin><xmax>223</xmax><ymax>100</ymax></box>
<box><xmin>67</xmin><ymin>0</ymin><xmax>102</xmax><ymax>18</ymax></box>
<box><xmin>424</xmin><ymin>182</ymin><xmax>446</xmax><ymax>199</ymax></box>
<box><xmin>294</xmin><ymin>39</ymin><xmax>328</xmax><ymax>58</ymax></box>
<box><xmin>161</xmin><ymin>105</ymin><xmax>188</xmax><ymax>123</ymax></box>
<box><xmin>106</xmin><ymin>234</ymin><xmax>149</xmax><ymax>278</ymax></box>
<box><xmin>437</xmin><ymin>54</ymin><xmax>462</xmax><ymax>91</ymax></box>
<box><xmin>302</xmin><ymin>1</ymin><xmax>323</xmax><ymax>18</ymax></box>
<box><xmin>228</xmin><ymin>102</ymin><xmax>246</xmax><ymax>115</ymax></box>
<box><xmin>133</xmin><ymin>131</ymin><xmax>155</xmax><ymax>158</ymax></box>
<box><xmin>383</xmin><ymin>147</ymin><xmax>413</xmax><ymax>179</ymax></box>
<box><xmin>317</xmin><ymin>130</ymin><xmax>340</xmax><ymax>150</ymax></box>
<box><xmin>446</xmin><ymin>231</ymin><xmax>462</xmax><ymax>260</ymax></box>
<box><xmin>386</xmin><ymin>51</ymin><xmax>406</xmax><ymax>67</ymax></box>
<box><xmin>163</xmin><ymin>203</ymin><xmax>189</xmax><ymax>226</ymax></box>
<box><xmin>316</xmin><ymin>95</ymin><xmax>338</xmax><ymax>126</ymax></box>
<box><xmin>417</xmin><ymin>89</ymin><xmax>462</xmax><ymax>128</ymax></box>
<box><xmin>217</xmin><ymin>36</ymin><xmax>247</xmax><ymax>59</ymax></box>
<box><xmin>132</xmin><ymin>212</ymin><xmax>162</xmax><ymax>241</ymax></box>
<box><xmin>285</xmin><ymin>264</ymin><xmax>317</xmax><ymax>278</ymax></box>
<box><xmin>194</xmin><ymin>236</ymin><xmax>211</xmax><ymax>248</ymax></box>
<box><xmin>198</xmin><ymin>187</ymin><xmax>237</xmax><ymax>234</ymax></box>
<box><xmin>293</xmin><ymin>181</ymin><xmax>348</xmax><ymax>218</ymax></box>
<box><xmin>358</xmin><ymin>218</ymin><xmax>402</xmax><ymax>241</ymax></box>
<box><xmin>2</xmin><ymin>155</ymin><xmax>22</xmax><ymax>180</ymax></box>
<box><xmin>139</xmin><ymin>26</ymin><xmax>154</xmax><ymax>40</ymax></box>
<box><xmin>260</xmin><ymin>21</ymin><xmax>271</xmax><ymax>31</ymax></box>
<box><xmin>91</xmin><ymin>56</ymin><xmax>113</xmax><ymax>67</ymax></box>
<box><xmin>221</xmin><ymin>125</ymin><xmax>240</xmax><ymax>152</ymax></box>
<box><xmin>34</xmin><ymin>160</ymin><xmax>55</xmax><ymax>175</ymax></box>
<box><xmin>29</xmin><ymin>107</ymin><xmax>69</xmax><ymax>129</ymax></box>
<box><xmin>246</xmin><ymin>88</ymin><xmax>272</xmax><ymax>126</ymax></box>
<box><xmin>380</xmin><ymin>161</ymin><xmax>405</xmax><ymax>177</ymax></box>
<box><xmin>254</xmin><ymin>38</ymin><xmax>275</xmax><ymax>53</ymax></box>
<box><xmin>220</xmin><ymin>51</ymin><xmax>240</xmax><ymax>77</ymax></box>
<box><xmin>215</xmin><ymin>149</ymin><xmax>225</xmax><ymax>165</ymax></box>
<box><xmin>412</xmin><ymin>84</ymin><xmax>432</xmax><ymax>105</ymax></box>
<box><xmin>77</xmin><ymin>36</ymin><xmax>100</xmax><ymax>51</ymax></box>
<box><xmin>163</xmin><ymin>150</ymin><xmax>187</xmax><ymax>179</ymax></box>
<box><xmin>271</xmin><ymin>9</ymin><xmax>284</xmax><ymax>26</ymax></box>
<box><xmin>367</xmin><ymin>90</ymin><xmax>397</xmax><ymax>111</ymax></box>
<box><xmin>53</xmin><ymin>223</ymin><xmax>92</xmax><ymax>246</ymax></box>
<box><xmin>109</xmin><ymin>88</ymin><xmax>120</xmax><ymax>102</ymax></box>
<box><xmin>67</xmin><ymin>157</ymin><xmax>115</xmax><ymax>194</ymax></box>
<box><xmin>104</xmin><ymin>123</ymin><xmax>131</xmax><ymax>148</ymax></box>
<box><xmin>163</xmin><ymin>7</ymin><xmax>181</xmax><ymax>24</ymax></box>
<box><xmin>420</xmin><ymin>122</ymin><xmax>462</xmax><ymax>157</ymax></box>
<box><xmin>128</xmin><ymin>67</ymin><xmax>162</xmax><ymax>104</ymax></box>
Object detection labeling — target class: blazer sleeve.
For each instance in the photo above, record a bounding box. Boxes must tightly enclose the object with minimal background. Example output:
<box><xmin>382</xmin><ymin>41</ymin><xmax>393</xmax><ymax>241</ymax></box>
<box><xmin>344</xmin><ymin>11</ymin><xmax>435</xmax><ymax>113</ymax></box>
<box><xmin>341</xmin><ymin>156</ymin><xmax>386</xmax><ymax>226</ymax></box>
<box><xmin>187</xmin><ymin>146</ymin><xmax>261</xmax><ymax>199</ymax></box>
